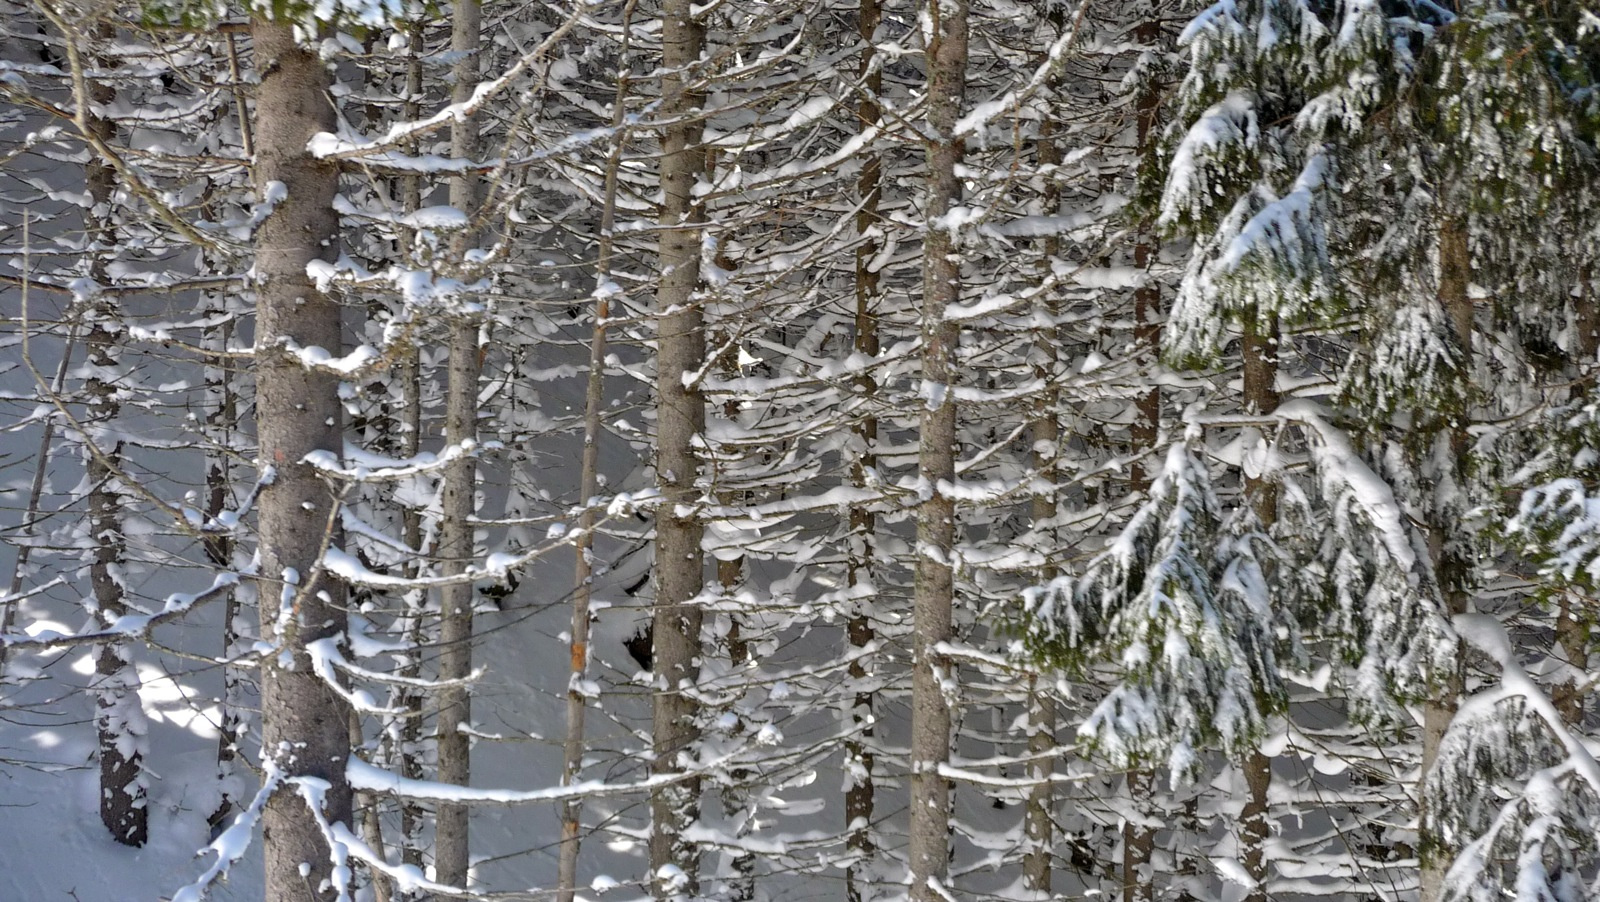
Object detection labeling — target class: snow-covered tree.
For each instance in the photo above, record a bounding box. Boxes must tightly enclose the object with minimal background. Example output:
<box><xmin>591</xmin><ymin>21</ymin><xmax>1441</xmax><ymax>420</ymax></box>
<box><xmin>2</xmin><ymin>0</ymin><xmax>1597</xmax><ymax>899</ymax></box>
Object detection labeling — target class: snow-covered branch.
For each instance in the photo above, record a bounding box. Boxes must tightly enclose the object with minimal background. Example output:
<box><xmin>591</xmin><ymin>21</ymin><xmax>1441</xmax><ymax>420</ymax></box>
<box><xmin>306</xmin><ymin>0</ymin><xmax>597</xmax><ymax>162</ymax></box>
<box><xmin>171</xmin><ymin>764</ymin><xmax>284</xmax><ymax>902</ymax></box>
<box><xmin>952</xmin><ymin>0</ymin><xmax>1090</xmax><ymax>140</ymax></box>
<box><xmin>1452</xmin><ymin>614</ymin><xmax>1600</xmax><ymax>798</ymax></box>
<box><xmin>303</xmin><ymin>440</ymin><xmax>479</xmax><ymax>482</ymax></box>
<box><xmin>347</xmin><ymin>748</ymin><xmax>738</xmax><ymax>805</ymax></box>
<box><xmin>2</xmin><ymin>571</ymin><xmax>242</xmax><ymax>651</ymax></box>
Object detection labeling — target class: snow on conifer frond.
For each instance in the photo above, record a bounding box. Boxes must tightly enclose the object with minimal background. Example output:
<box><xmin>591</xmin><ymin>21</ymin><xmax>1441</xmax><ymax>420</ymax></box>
<box><xmin>1164</xmin><ymin>248</ymin><xmax>1229</xmax><ymax>367</ymax></box>
<box><xmin>1294</xmin><ymin>411</ymin><xmax>1457</xmax><ymax>721</ymax></box>
<box><xmin>1339</xmin><ymin>301</ymin><xmax>1467</xmax><ymax>427</ymax></box>
<box><xmin>1157</xmin><ymin>0</ymin><xmax>1447</xmax><ymax>373</ymax></box>
<box><xmin>1159</xmin><ymin>90</ymin><xmax>1259</xmax><ymax>233</ymax></box>
<box><xmin>1020</xmin><ymin>444</ymin><xmax>1215</xmax><ymax>667</ymax></box>
<box><xmin>1426</xmin><ymin>695</ymin><xmax>1584</xmax><ymax>893</ymax></box>
<box><xmin>1213</xmin><ymin>505</ymin><xmax>1292</xmax><ymax>709</ymax></box>
<box><xmin>1020</xmin><ymin>444</ymin><xmax>1281</xmax><ymax>784</ymax></box>
<box><xmin>1430</xmin><ymin>0</ymin><xmax>1589</xmax><ymax>217</ymax></box>
<box><xmin>1430</xmin><ymin>613</ymin><xmax>1600</xmax><ymax>902</ymax></box>
<box><xmin>1214</xmin><ymin>153</ymin><xmax>1329</xmax><ymax>277</ymax></box>
<box><xmin>1442</xmin><ymin>769</ymin><xmax>1598</xmax><ymax>902</ymax></box>
<box><xmin>1166</xmin><ymin>152</ymin><xmax>1335</xmax><ymax>365</ymax></box>
<box><xmin>1510</xmin><ymin>480</ymin><xmax>1600</xmax><ymax>591</ymax></box>
<box><xmin>1177</xmin><ymin>0</ymin><xmax>1331</xmax><ymax>113</ymax></box>
<box><xmin>1504</xmin><ymin>402</ymin><xmax>1600</xmax><ymax>591</ymax></box>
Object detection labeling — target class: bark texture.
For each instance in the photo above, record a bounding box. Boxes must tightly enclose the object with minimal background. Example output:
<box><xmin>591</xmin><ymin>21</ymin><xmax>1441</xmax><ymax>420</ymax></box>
<box><xmin>432</xmin><ymin>0</ymin><xmax>484</xmax><ymax>873</ymax></box>
<box><xmin>1239</xmin><ymin>307</ymin><xmax>1279</xmax><ymax>902</ymax></box>
<box><xmin>845</xmin><ymin>1</ymin><xmax>882</xmax><ymax>897</ymax></box>
<box><xmin>78</xmin><ymin>34</ymin><xmax>148</xmax><ymax>847</ymax></box>
<box><xmin>251</xmin><ymin>19</ymin><xmax>352</xmax><ymax>901</ymax></box>
<box><xmin>1554</xmin><ymin>274</ymin><xmax>1598</xmax><ymax>727</ymax></box>
<box><xmin>1123</xmin><ymin>15</ymin><xmax>1165</xmax><ymax>898</ymax></box>
<box><xmin>650</xmin><ymin>0</ymin><xmax>707</xmax><ymax>894</ymax></box>
<box><xmin>394</xmin><ymin>28</ymin><xmax>429</xmax><ymax>880</ymax></box>
<box><xmin>204</xmin><ymin>312</ymin><xmax>245</xmax><ymax>834</ymax></box>
<box><xmin>209</xmin><ymin>34</ymin><xmax>253</xmax><ymax>831</ymax></box>
<box><xmin>1122</xmin><ymin>770</ymin><xmax>1154</xmax><ymax>902</ymax></box>
<box><xmin>909</xmin><ymin>0</ymin><xmax>966</xmax><ymax>898</ymax></box>
<box><xmin>1023</xmin><ymin>97</ymin><xmax>1064</xmax><ymax>899</ymax></box>
<box><xmin>559</xmin><ymin>62</ymin><xmax>632</xmax><ymax>902</ymax></box>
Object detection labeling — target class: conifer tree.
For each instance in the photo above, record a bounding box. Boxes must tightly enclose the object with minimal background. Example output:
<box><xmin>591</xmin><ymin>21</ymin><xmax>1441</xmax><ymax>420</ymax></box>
<box><xmin>650</xmin><ymin>0</ymin><xmax>709</xmax><ymax>893</ymax></box>
<box><xmin>1159</xmin><ymin>0</ymin><xmax>1600</xmax><ymax>898</ymax></box>
<box><xmin>845</xmin><ymin>7</ymin><xmax>884</xmax><ymax>898</ymax></box>
<box><xmin>250</xmin><ymin>11</ymin><xmax>353</xmax><ymax>897</ymax></box>
<box><xmin>8</xmin><ymin>0</ymin><xmax>1600</xmax><ymax>899</ymax></box>
<box><xmin>71</xmin><ymin>22</ymin><xmax>150</xmax><ymax>846</ymax></box>
<box><xmin>907</xmin><ymin>0</ymin><xmax>967</xmax><ymax>897</ymax></box>
<box><xmin>433</xmin><ymin>0</ymin><xmax>485</xmax><ymax>882</ymax></box>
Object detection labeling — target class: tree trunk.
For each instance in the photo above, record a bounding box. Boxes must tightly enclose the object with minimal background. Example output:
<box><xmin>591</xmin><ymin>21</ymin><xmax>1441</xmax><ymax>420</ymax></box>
<box><xmin>395</xmin><ymin>24</ymin><xmax>428</xmax><ymax>882</ymax></box>
<box><xmin>909</xmin><ymin>0</ymin><xmax>966</xmax><ymax>898</ymax></box>
<box><xmin>1419</xmin><ymin>218</ymin><xmax>1472</xmax><ymax>902</ymax></box>
<box><xmin>1023</xmin><ymin>85</ymin><xmax>1065</xmax><ymax>901</ymax></box>
<box><xmin>1023</xmin><ymin>674</ymin><xmax>1055</xmax><ymax>895</ymax></box>
<box><xmin>433</xmin><ymin>327</ymin><xmax>480</xmax><ymax>888</ymax></box>
<box><xmin>1120</xmin><ymin>770</ymin><xmax>1154</xmax><ymax>902</ymax></box>
<box><xmin>1239</xmin><ymin>307</ymin><xmax>1279</xmax><ymax>902</ymax></box>
<box><xmin>651</xmin><ymin>0</ymin><xmax>707</xmax><ymax>894</ymax></box>
<box><xmin>1553</xmin><ymin>271</ymin><xmax>1597</xmax><ymax>727</ymax></box>
<box><xmin>1122</xmin><ymin>124</ymin><xmax>1162</xmax><ymax>902</ymax></box>
<box><xmin>251</xmin><ymin>18</ymin><xmax>353</xmax><ymax>901</ymax></box>
<box><xmin>204</xmin><ymin>311</ymin><xmax>246</xmax><ymax>834</ymax></box>
<box><xmin>87</xmin><ymin>309</ymin><xmax>148</xmax><ymax>849</ymax></box>
<box><xmin>845</xmin><ymin>2</ymin><xmax>882</xmax><ymax>898</ymax></box>
<box><xmin>558</xmin><ymin>58</ymin><xmax>633</xmax><ymax>902</ymax></box>
<box><xmin>1577</xmin><ymin>265</ymin><xmax>1598</xmax><ymax>376</ymax></box>
<box><xmin>70</xmin><ymin>30</ymin><xmax>150</xmax><ymax>846</ymax></box>
<box><xmin>209</xmin><ymin>31</ymin><xmax>254</xmax><ymax>834</ymax></box>
<box><xmin>1121</xmin><ymin>14</ymin><xmax>1166</xmax><ymax>899</ymax></box>
<box><xmin>433</xmin><ymin>0</ymin><xmax>484</xmax><ymax>886</ymax></box>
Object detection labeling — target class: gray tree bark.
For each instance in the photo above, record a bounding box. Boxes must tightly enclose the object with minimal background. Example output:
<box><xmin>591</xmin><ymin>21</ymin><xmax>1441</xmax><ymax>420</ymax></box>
<box><xmin>432</xmin><ymin>0</ymin><xmax>484</xmax><ymax>881</ymax></box>
<box><xmin>845</xmin><ymin>2</ymin><xmax>882</xmax><ymax>896</ymax></box>
<box><xmin>1576</xmin><ymin>266</ymin><xmax>1598</xmax><ymax>375</ymax></box>
<box><xmin>87</xmin><ymin>337</ymin><xmax>147</xmax><ymax>851</ymax></box>
<box><xmin>250</xmin><ymin>18</ymin><xmax>353</xmax><ymax>901</ymax></box>
<box><xmin>393</xmin><ymin>25</ymin><xmax>429</xmax><ymax>883</ymax></box>
<box><xmin>203</xmin><ymin>310</ymin><xmax>246</xmax><ymax>834</ymax></box>
<box><xmin>210</xmin><ymin>32</ymin><xmax>254</xmax><ymax>834</ymax></box>
<box><xmin>71</xmin><ymin>27</ymin><xmax>150</xmax><ymax>847</ymax></box>
<box><xmin>650</xmin><ymin>0</ymin><xmax>707</xmax><ymax>895</ymax></box>
<box><xmin>1554</xmin><ymin>274</ymin><xmax>1597</xmax><ymax>728</ymax></box>
<box><xmin>1239</xmin><ymin>308</ymin><xmax>1279</xmax><ymax>902</ymax></box>
<box><xmin>559</xmin><ymin>57</ymin><xmax>634</xmax><ymax>902</ymax></box>
<box><xmin>1023</xmin><ymin>100</ymin><xmax>1065</xmax><ymax>900</ymax></box>
<box><xmin>87</xmin><ymin>299</ymin><xmax>148</xmax><ymax>851</ymax></box>
<box><xmin>909</xmin><ymin>0</ymin><xmax>966</xmax><ymax>898</ymax></box>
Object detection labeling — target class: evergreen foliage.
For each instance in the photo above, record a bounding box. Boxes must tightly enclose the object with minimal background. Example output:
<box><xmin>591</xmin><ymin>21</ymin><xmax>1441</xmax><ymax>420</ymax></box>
<box><xmin>0</xmin><ymin>0</ymin><xmax>1598</xmax><ymax>898</ymax></box>
<box><xmin>1021</xmin><ymin>442</ymin><xmax>1283</xmax><ymax>785</ymax></box>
